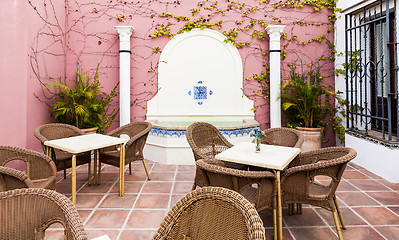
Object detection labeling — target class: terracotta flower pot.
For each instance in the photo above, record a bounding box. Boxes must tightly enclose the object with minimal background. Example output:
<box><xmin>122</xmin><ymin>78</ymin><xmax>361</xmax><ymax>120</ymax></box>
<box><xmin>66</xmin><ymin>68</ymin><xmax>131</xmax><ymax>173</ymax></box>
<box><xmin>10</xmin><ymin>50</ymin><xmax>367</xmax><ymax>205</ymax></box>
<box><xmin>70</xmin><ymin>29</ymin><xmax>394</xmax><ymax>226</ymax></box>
<box><xmin>296</xmin><ymin>127</ymin><xmax>322</xmax><ymax>152</ymax></box>
<box><xmin>81</xmin><ymin>127</ymin><xmax>98</xmax><ymax>134</ymax></box>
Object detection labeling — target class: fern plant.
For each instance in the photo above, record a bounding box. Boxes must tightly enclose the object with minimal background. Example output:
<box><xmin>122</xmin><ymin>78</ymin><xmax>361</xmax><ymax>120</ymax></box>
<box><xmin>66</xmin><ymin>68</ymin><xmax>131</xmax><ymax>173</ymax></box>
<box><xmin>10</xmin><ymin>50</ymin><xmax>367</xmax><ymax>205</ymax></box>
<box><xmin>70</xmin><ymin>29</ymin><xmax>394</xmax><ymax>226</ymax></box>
<box><xmin>46</xmin><ymin>65</ymin><xmax>118</xmax><ymax>133</ymax></box>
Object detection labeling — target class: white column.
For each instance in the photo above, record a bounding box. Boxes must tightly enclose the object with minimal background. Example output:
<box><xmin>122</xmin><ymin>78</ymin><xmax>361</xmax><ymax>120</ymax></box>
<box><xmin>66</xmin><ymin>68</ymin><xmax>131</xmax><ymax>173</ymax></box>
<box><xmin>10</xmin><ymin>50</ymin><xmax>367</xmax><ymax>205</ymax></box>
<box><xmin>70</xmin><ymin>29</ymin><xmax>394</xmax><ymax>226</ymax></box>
<box><xmin>115</xmin><ymin>26</ymin><xmax>134</xmax><ymax>127</ymax></box>
<box><xmin>266</xmin><ymin>25</ymin><xmax>285</xmax><ymax>128</ymax></box>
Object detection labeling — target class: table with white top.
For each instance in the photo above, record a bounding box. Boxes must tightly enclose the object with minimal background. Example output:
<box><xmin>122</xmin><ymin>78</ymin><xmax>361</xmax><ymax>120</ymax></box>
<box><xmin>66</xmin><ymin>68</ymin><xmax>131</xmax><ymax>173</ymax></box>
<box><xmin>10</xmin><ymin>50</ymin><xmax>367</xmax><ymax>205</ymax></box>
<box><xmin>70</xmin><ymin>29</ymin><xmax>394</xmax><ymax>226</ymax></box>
<box><xmin>44</xmin><ymin>134</ymin><xmax>128</xmax><ymax>205</ymax></box>
<box><xmin>215</xmin><ymin>142</ymin><xmax>300</xmax><ymax>240</ymax></box>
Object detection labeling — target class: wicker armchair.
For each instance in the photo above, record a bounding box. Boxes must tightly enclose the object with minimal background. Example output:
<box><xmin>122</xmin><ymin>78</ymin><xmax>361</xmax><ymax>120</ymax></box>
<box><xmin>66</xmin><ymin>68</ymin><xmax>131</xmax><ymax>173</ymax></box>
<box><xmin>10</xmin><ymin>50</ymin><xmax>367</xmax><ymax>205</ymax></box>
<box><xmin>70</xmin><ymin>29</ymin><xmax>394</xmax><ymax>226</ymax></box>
<box><xmin>99</xmin><ymin>121</ymin><xmax>152</xmax><ymax>181</ymax></box>
<box><xmin>186</xmin><ymin>122</ymin><xmax>245</xmax><ymax>190</ymax></box>
<box><xmin>281</xmin><ymin>147</ymin><xmax>357</xmax><ymax>240</ymax></box>
<box><xmin>0</xmin><ymin>188</ymin><xmax>87</xmax><ymax>239</ymax></box>
<box><xmin>254</xmin><ymin>127</ymin><xmax>304</xmax><ymax>148</ymax></box>
<box><xmin>0</xmin><ymin>166</ymin><xmax>34</xmax><ymax>191</ymax></box>
<box><xmin>34</xmin><ymin>123</ymin><xmax>92</xmax><ymax>179</ymax></box>
<box><xmin>152</xmin><ymin>186</ymin><xmax>266</xmax><ymax>240</ymax></box>
<box><xmin>0</xmin><ymin>146</ymin><xmax>57</xmax><ymax>190</ymax></box>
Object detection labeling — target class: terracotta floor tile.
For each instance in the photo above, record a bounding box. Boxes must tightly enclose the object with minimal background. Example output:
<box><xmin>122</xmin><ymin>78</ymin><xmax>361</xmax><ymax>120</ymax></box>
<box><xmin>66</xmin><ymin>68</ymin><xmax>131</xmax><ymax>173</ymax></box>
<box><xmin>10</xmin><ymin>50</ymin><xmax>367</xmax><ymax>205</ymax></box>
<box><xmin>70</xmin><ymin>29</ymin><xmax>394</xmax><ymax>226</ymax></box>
<box><xmin>96</xmin><ymin>172</ymin><xmax>119</xmax><ymax>182</ymax></box>
<box><xmin>125</xmin><ymin>210</ymin><xmax>166</xmax><ymax>228</ymax></box>
<box><xmin>336</xmin><ymin>180</ymin><xmax>359</xmax><ymax>191</ymax></box>
<box><xmin>315</xmin><ymin>207</ymin><xmax>367</xmax><ymax>226</ymax></box>
<box><xmin>124</xmin><ymin>171</ymin><xmax>148</xmax><ymax>181</ymax></box>
<box><xmin>100</xmin><ymin>165</ymin><xmax>120</xmax><ymax>173</ymax></box>
<box><xmin>85</xmin><ymin>209</ymin><xmax>129</xmax><ymax>228</ymax></box>
<box><xmin>336</xmin><ymin>192</ymin><xmax>379</xmax><ymax>206</ymax></box>
<box><xmin>353</xmin><ymin>207</ymin><xmax>399</xmax><ymax>225</ymax></box>
<box><xmin>78</xmin><ymin>209</ymin><xmax>93</xmax><ymax>222</ymax></box>
<box><xmin>56</xmin><ymin>182</ymin><xmax>86</xmax><ymax>194</ymax></box>
<box><xmin>360</xmin><ymin>170</ymin><xmax>384</xmax><ymax>180</ymax></box>
<box><xmin>110</xmin><ymin>181</ymin><xmax>144</xmax><ymax>193</ymax></box>
<box><xmin>374</xmin><ymin>226</ymin><xmax>399</xmax><ymax>239</ymax></box>
<box><xmin>175</xmin><ymin>171</ymin><xmax>196</xmax><ymax>181</ymax></box>
<box><xmin>341</xmin><ymin>226</ymin><xmax>385</xmax><ymax>240</ymax></box>
<box><xmin>367</xmin><ymin>191</ymin><xmax>399</xmax><ymax>205</ymax></box>
<box><xmin>347</xmin><ymin>179</ymin><xmax>391</xmax><ymax>191</ymax></box>
<box><xmin>78</xmin><ymin>183</ymin><xmax>114</xmax><ymax>193</ymax></box>
<box><xmin>258</xmin><ymin>208</ymin><xmax>276</xmax><ymax>228</ymax></box>
<box><xmin>119</xmin><ymin>230</ymin><xmax>156</xmax><ymax>240</ymax></box>
<box><xmin>177</xmin><ymin>165</ymin><xmax>196</xmax><ymax>171</ymax></box>
<box><xmin>388</xmin><ymin>206</ymin><xmax>399</xmax><ymax>216</ymax></box>
<box><xmin>141</xmin><ymin>182</ymin><xmax>173</xmax><ymax>193</ymax></box>
<box><xmin>173</xmin><ymin>182</ymin><xmax>193</xmax><ymax>194</ymax></box>
<box><xmin>284</xmin><ymin>208</ymin><xmax>327</xmax><ymax>227</ymax></box>
<box><xmin>75</xmin><ymin>194</ymin><xmax>104</xmax><ymax>209</ymax></box>
<box><xmin>135</xmin><ymin>194</ymin><xmax>170</xmax><ymax>209</ymax></box>
<box><xmin>342</xmin><ymin>171</ymin><xmax>370</xmax><ymax>180</ymax></box>
<box><xmin>151</xmin><ymin>164</ymin><xmax>177</xmax><ymax>172</ymax></box>
<box><xmin>85</xmin><ymin>230</ymin><xmax>120</xmax><ymax>240</ymax></box>
<box><xmin>376</xmin><ymin>180</ymin><xmax>399</xmax><ymax>191</ymax></box>
<box><xmin>288</xmin><ymin>227</ymin><xmax>336</xmax><ymax>239</ymax></box>
<box><xmin>99</xmin><ymin>194</ymin><xmax>137</xmax><ymax>208</ymax></box>
<box><xmin>148</xmin><ymin>171</ymin><xmax>175</xmax><ymax>181</ymax></box>
<box><xmin>57</xmin><ymin>173</ymin><xmax>90</xmax><ymax>183</ymax></box>
<box><xmin>169</xmin><ymin>194</ymin><xmax>185</xmax><ymax>208</ymax></box>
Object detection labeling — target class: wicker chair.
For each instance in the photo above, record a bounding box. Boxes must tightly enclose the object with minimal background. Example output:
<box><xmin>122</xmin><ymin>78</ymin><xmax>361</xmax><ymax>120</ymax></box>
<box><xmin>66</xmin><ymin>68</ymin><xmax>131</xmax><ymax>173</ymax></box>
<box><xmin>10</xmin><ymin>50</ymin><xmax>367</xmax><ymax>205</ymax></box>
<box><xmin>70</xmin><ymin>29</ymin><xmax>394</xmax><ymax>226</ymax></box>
<box><xmin>99</xmin><ymin>121</ymin><xmax>152</xmax><ymax>181</ymax></box>
<box><xmin>186</xmin><ymin>122</ymin><xmax>245</xmax><ymax>190</ymax></box>
<box><xmin>0</xmin><ymin>146</ymin><xmax>57</xmax><ymax>190</ymax></box>
<box><xmin>251</xmin><ymin>127</ymin><xmax>303</xmax><ymax>214</ymax></box>
<box><xmin>281</xmin><ymin>147</ymin><xmax>357</xmax><ymax>240</ymax></box>
<box><xmin>0</xmin><ymin>166</ymin><xmax>34</xmax><ymax>191</ymax></box>
<box><xmin>0</xmin><ymin>188</ymin><xmax>87</xmax><ymax>239</ymax></box>
<box><xmin>152</xmin><ymin>186</ymin><xmax>266</xmax><ymax>240</ymax></box>
<box><xmin>34</xmin><ymin>123</ymin><xmax>92</xmax><ymax>179</ymax></box>
<box><xmin>254</xmin><ymin>127</ymin><xmax>304</xmax><ymax>148</ymax></box>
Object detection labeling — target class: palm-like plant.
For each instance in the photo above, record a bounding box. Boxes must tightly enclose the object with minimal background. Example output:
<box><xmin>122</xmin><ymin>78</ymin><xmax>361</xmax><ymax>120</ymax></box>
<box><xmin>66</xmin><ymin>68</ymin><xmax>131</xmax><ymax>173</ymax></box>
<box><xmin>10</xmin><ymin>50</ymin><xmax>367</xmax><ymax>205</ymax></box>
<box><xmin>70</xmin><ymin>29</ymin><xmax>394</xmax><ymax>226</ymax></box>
<box><xmin>280</xmin><ymin>63</ymin><xmax>341</xmax><ymax>130</ymax></box>
<box><xmin>46</xmin><ymin>65</ymin><xmax>118</xmax><ymax>133</ymax></box>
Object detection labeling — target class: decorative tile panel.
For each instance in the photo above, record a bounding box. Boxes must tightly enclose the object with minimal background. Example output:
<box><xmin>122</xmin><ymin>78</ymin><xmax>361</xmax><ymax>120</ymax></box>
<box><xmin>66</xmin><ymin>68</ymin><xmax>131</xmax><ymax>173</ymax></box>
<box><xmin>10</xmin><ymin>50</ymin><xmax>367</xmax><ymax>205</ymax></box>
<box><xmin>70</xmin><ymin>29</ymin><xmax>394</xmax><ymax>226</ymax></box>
<box><xmin>188</xmin><ymin>81</ymin><xmax>213</xmax><ymax>105</ymax></box>
<box><xmin>150</xmin><ymin>126</ymin><xmax>259</xmax><ymax>138</ymax></box>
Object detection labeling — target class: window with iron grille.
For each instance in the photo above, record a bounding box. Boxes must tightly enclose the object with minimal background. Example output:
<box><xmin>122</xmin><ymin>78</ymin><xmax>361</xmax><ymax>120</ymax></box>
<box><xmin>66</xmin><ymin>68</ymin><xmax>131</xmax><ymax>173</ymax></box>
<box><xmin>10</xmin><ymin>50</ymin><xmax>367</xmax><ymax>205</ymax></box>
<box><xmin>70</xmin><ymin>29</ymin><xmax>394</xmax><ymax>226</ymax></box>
<box><xmin>345</xmin><ymin>0</ymin><xmax>398</xmax><ymax>142</ymax></box>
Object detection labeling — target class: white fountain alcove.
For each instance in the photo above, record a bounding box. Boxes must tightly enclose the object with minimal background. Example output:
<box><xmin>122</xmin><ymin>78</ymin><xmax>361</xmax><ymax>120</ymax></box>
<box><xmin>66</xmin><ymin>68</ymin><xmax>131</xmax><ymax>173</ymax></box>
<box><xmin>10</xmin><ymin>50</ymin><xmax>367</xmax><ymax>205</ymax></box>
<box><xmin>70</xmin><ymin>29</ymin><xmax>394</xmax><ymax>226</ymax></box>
<box><xmin>144</xmin><ymin>29</ymin><xmax>259</xmax><ymax>165</ymax></box>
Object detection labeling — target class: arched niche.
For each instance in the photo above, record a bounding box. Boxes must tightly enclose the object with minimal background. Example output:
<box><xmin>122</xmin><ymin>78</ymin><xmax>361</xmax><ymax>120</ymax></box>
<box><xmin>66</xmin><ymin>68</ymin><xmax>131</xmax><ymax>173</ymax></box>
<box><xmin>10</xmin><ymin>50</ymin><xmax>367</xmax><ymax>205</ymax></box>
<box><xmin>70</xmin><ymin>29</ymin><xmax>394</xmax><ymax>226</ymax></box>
<box><xmin>146</xmin><ymin>28</ymin><xmax>254</xmax><ymax>122</ymax></box>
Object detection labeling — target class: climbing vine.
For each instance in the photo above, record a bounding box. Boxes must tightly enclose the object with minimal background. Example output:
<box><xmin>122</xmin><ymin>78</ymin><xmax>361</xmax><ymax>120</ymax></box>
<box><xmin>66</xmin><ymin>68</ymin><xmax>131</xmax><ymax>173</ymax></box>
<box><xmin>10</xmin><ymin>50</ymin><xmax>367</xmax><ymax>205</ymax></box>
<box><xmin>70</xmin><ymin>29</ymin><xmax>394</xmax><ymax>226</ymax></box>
<box><xmin>28</xmin><ymin>0</ymin><xmax>340</xmax><ymax>143</ymax></box>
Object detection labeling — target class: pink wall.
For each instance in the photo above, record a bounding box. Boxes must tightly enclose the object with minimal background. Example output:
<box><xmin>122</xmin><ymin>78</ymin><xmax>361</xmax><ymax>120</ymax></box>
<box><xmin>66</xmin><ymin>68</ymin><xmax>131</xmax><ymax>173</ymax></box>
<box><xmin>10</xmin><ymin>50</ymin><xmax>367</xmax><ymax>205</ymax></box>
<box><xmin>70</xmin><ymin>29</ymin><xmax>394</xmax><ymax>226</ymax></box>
<box><xmin>0</xmin><ymin>0</ymin><xmax>337</xmax><ymax>151</ymax></box>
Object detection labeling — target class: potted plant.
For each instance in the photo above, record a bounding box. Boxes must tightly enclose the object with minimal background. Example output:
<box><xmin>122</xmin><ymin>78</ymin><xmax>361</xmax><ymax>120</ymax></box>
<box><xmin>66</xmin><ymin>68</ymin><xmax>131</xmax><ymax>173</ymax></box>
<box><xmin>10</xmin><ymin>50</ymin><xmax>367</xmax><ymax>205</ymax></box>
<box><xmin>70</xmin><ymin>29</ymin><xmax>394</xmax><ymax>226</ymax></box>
<box><xmin>280</xmin><ymin>62</ymin><xmax>344</xmax><ymax>151</ymax></box>
<box><xmin>250</xmin><ymin>128</ymin><xmax>265</xmax><ymax>153</ymax></box>
<box><xmin>45</xmin><ymin>65</ymin><xmax>118</xmax><ymax>133</ymax></box>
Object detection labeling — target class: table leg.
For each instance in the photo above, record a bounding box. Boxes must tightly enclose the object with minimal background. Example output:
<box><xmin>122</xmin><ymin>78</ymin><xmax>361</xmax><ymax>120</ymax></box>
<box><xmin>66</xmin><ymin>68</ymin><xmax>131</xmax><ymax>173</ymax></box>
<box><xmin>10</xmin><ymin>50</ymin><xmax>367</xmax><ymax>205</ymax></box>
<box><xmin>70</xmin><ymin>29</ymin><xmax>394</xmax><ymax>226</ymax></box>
<box><xmin>94</xmin><ymin>149</ymin><xmax>98</xmax><ymax>185</ymax></box>
<box><xmin>88</xmin><ymin>157</ymin><xmax>91</xmax><ymax>186</ymax></box>
<box><xmin>72</xmin><ymin>154</ymin><xmax>77</xmax><ymax>206</ymax></box>
<box><xmin>276</xmin><ymin>170</ymin><xmax>282</xmax><ymax>240</ymax></box>
<box><xmin>119</xmin><ymin>144</ymin><xmax>125</xmax><ymax>196</ymax></box>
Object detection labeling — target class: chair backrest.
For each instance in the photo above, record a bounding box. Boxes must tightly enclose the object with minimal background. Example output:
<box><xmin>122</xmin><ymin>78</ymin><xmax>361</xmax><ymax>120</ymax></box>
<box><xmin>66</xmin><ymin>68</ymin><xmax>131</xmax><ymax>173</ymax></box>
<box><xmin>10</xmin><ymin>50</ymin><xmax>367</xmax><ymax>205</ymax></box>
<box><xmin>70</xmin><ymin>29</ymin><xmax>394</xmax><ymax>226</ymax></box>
<box><xmin>152</xmin><ymin>187</ymin><xmax>266</xmax><ymax>240</ymax></box>
<box><xmin>0</xmin><ymin>166</ymin><xmax>33</xmax><ymax>191</ymax></box>
<box><xmin>0</xmin><ymin>188</ymin><xmax>87</xmax><ymax>240</ymax></box>
<box><xmin>106</xmin><ymin>121</ymin><xmax>152</xmax><ymax>157</ymax></box>
<box><xmin>186</xmin><ymin>122</ymin><xmax>233</xmax><ymax>161</ymax></box>
<box><xmin>260</xmin><ymin>127</ymin><xmax>303</xmax><ymax>148</ymax></box>
<box><xmin>283</xmin><ymin>147</ymin><xmax>357</xmax><ymax>200</ymax></box>
<box><xmin>0</xmin><ymin>145</ymin><xmax>56</xmax><ymax>182</ymax></box>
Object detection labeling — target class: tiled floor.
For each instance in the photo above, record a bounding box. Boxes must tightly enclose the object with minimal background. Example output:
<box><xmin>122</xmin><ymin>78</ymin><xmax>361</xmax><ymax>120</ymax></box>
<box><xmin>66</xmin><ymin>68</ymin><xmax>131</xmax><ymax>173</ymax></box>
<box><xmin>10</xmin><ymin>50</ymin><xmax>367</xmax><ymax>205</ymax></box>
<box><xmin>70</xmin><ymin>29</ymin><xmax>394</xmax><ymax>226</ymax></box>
<box><xmin>47</xmin><ymin>161</ymin><xmax>399</xmax><ymax>240</ymax></box>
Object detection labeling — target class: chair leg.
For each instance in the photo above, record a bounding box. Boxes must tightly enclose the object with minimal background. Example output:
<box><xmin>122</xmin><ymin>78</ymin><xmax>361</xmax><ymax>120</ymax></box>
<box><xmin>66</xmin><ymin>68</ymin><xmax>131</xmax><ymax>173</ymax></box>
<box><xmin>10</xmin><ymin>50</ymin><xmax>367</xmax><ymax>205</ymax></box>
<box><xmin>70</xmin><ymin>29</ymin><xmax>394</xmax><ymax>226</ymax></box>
<box><xmin>88</xmin><ymin>161</ymin><xmax>92</xmax><ymax>185</ymax></box>
<box><xmin>142</xmin><ymin>159</ymin><xmax>151</xmax><ymax>180</ymax></box>
<box><xmin>334</xmin><ymin>197</ymin><xmax>346</xmax><ymax>229</ymax></box>
<box><xmin>129</xmin><ymin>163</ymin><xmax>132</xmax><ymax>175</ymax></box>
<box><xmin>63</xmin><ymin>169</ymin><xmax>66</xmax><ymax>179</ymax></box>
<box><xmin>98</xmin><ymin>161</ymin><xmax>101</xmax><ymax>185</ymax></box>
<box><xmin>273</xmin><ymin>208</ymin><xmax>278</xmax><ymax>240</ymax></box>
<box><xmin>297</xmin><ymin>203</ymin><xmax>302</xmax><ymax>215</ymax></box>
<box><xmin>332</xmin><ymin>210</ymin><xmax>344</xmax><ymax>240</ymax></box>
<box><xmin>288</xmin><ymin>203</ymin><xmax>293</xmax><ymax>215</ymax></box>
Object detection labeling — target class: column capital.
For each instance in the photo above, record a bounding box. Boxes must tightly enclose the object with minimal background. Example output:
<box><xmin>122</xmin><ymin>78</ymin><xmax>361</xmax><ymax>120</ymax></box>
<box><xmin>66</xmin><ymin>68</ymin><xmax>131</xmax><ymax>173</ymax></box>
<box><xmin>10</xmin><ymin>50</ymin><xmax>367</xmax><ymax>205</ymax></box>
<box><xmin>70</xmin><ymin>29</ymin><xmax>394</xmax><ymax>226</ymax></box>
<box><xmin>115</xmin><ymin>26</ymin><xmax>134</xmax><ymax>42</ymax></box>
<box><xmin>265</xmin><ymin>25</ymin><xmax>285</xmax><ymax>41</ymax></box>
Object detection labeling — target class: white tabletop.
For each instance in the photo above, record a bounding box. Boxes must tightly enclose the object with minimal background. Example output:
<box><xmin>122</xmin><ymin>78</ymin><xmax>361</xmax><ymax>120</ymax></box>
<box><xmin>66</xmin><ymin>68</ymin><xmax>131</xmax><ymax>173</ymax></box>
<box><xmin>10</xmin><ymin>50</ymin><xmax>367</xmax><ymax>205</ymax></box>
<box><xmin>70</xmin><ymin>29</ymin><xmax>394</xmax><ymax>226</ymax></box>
<box><xmin>215</xmin><ymin>142</ymin><xmax>300</xmax><ymax>171</ymax></box>
<box><xmin>44</xmin><ymin>133</ymin><xmax>128</xmax><ymax>154</ymax></box>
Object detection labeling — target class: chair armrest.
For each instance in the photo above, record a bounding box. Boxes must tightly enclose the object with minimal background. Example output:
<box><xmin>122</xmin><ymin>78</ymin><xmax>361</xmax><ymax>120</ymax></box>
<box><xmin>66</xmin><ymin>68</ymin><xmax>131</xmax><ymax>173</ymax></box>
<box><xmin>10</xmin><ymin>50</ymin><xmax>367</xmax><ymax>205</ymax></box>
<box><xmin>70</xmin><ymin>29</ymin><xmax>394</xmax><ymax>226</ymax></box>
<box><xmin>0</xmin><ymin>166</ymin><xmax>34</xmax><ymax>189</ymax></box>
